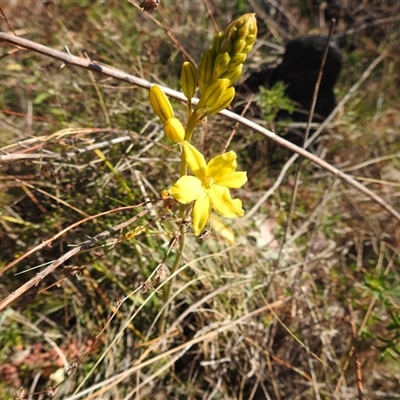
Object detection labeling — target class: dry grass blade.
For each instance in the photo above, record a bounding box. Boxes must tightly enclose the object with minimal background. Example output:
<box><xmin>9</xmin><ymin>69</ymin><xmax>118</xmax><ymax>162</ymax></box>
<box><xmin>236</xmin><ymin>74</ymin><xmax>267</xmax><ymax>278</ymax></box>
<box><xmin>0</xmin><ymin>205</ymin><xmax>154</xmax><ymax>311</ymax></box>
<box><xmin>65</xmin><ymin>299</ymin><xmax>288</xmax><ymax>400</ymax></box>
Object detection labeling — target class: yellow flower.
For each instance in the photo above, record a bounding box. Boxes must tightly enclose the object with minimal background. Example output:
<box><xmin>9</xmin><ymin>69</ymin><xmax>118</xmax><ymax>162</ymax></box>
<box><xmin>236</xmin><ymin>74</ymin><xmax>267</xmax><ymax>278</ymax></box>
<box><xmin>170</xmin><ymin>141</ymin><xmax>247</xmax><ymax>235</ymax></box>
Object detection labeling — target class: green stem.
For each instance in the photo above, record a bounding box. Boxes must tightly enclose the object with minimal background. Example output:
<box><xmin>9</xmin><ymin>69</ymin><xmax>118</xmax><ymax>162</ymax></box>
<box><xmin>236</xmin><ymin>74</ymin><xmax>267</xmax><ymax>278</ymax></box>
<box><xmin>184</xmin><ymin>109</ymin><xmax>199</xmax><ymax>143</ymax></box>
<box><xmin>157</xmin><ymin>210</ymin><xmax>186</xmax><ymax>335</ymax></box>
<box><xmin>157</xmin><ymin>108</ymin><xmax>199</xmax><ymax>335</ymax></box>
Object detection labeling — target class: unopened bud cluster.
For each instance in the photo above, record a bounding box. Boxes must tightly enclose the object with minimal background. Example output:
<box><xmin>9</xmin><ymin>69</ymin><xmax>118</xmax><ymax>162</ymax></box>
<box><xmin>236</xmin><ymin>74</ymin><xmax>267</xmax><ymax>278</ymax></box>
<box><xmin>149</xmin><ymin>13</ymin><xmax>257</xmax><ymax>142</ymax></box>
<box><xmin>197</xmin><ymin>13</ymin><xmax>257</xmax><ymax>116</ymax></box>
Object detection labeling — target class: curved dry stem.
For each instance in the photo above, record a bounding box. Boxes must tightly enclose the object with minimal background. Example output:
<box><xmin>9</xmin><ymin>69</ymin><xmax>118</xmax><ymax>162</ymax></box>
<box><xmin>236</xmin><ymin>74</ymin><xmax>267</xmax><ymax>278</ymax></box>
<box><xmin>0</xmin><ymin>34</ymin><xmax>398</xmax><ymax>222</ymax></box>
<box><xmin>0</xmin><ymin>204</ymin><xmax>155</xmax><ymax>311</ymax></box>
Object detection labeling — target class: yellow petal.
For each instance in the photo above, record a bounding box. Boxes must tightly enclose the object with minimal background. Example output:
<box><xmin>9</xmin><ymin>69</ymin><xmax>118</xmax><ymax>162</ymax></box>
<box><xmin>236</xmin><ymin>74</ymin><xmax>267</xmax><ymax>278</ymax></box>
<box><xmin>181</xmin><ymin>141</ymin><xmax>207</xmax><ymax>179</ymax></box>
<box><xmin>170</xmin><ymin>176</ymin><xmax>203</xmax><ymax>204</ymax></box>
<box><xmin>192</xmin><ymin>192</ymin><xmax>211</xmax><ymax>235</ymax></box>
<box><xmin>207</xmin><ymin>151</ymin><xmax>237</xmax><ymax>177</ymax></box>
<box><xmin>215</xmin><ymin>171</ymin><xmax>247</xmax><ymax>189</ymax></box>
<box><xmin>208</xmin><ymin>185</ymin><xmax>244</xmax><ymax>218</ymax></box>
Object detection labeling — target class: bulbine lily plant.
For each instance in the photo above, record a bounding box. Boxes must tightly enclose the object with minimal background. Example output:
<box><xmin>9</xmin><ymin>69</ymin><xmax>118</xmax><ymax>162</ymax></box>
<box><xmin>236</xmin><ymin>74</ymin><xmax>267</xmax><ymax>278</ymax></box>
<box><xmin>149</xmin><ymin>14</ymin><xmax>257</xmax><ymax>333</ymax></box>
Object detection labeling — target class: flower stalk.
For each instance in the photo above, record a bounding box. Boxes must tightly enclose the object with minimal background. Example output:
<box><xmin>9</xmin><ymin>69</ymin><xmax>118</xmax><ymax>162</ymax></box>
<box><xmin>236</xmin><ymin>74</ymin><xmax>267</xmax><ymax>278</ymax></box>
<box><xmin>149</xmin><ymin>13</ymin><xmax>257</xmax><ymax>334</ymax></box>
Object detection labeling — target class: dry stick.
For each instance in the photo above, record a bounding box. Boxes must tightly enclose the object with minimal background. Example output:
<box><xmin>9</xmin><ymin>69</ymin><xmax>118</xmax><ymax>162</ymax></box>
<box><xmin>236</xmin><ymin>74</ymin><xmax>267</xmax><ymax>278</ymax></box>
<box><xmin>244</xmin><ymin>50</ymin><xmax>392</xmax><ymax>220</ymax></box>
<box><xmin>0</xmin><ymin>205</ymin><xmax>153</xmax><ymax>311</ymax></box>
<box><xmin>348</xmin><ymin>304</ymin><xmax>364</xmax><ymax>400</ymax></box>
<box><xmin>0</xmin><ymin>34</ymin><xmax>399</xmax><ymax>221</ymax></box>
<box><xmin>201</xmin><ymin>0</ymin><xmax>220</xmax><ymax>32</ymax></box>
<box><xmin>278</xmin><ymin>22</ymin><xmax>335</xmax><ymax>261</ymax></box>
<box><xmin>223</xmin><ymin>94</ymin><xmax>254</xmax><ymax>153</ymax></box>
<box><xmin>0</xmin><ymin>5</ymin><xmax>16</xmax><ymax>35</ymax></box>
<box><xmin>128</xmin><ymin>0</ymin><xmax>197</xmax><ymax>66</ymax></box>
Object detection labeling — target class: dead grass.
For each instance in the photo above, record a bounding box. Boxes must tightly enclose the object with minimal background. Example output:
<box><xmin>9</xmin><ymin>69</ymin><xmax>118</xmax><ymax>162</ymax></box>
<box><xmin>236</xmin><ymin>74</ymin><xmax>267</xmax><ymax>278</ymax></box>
<box><xmin>0</xmin><ymin>1</ymin><xmax>400</xmax><ymax>399</ymax></box>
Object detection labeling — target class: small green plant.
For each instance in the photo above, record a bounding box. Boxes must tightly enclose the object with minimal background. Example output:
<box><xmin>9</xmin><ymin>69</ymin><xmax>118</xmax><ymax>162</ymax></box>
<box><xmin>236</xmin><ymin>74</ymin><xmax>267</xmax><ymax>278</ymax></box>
<box><xmin>376</xmin><ymin>313</ymin><xmax>400</xmax><ymax>360</ymax></box>
<box><xmin>255</xmin><ymin>81</ymin><xmax>295</xmax><ymax>122</ymax></box>
<box><xmin>362</xmin><ymin>272</ymin><xmax>400</xmax><ymax>360</ymax></box>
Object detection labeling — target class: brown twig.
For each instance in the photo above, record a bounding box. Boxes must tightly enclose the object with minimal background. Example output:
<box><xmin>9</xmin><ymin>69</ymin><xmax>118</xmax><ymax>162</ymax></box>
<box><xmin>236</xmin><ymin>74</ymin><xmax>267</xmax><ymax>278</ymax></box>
<box><xmin>201</xmin><ymin>0</ymin><xmax>220</xmax><ymax>32</ymax></box>
<box><xmin>349</xmin><ymin>304</ymin><xmax>364</xmax><ymax>400</ymax></box>
<box><xmin>0</xmin><ymin>33</ymin><xmax>399</xmax><ymax>223</ymax></box>
<box><xmin>223</xmin><ymin>94</ymin><xmax>254</xmax><ymax>153</ymax></box>
<box><xmin>279</xmin><ymin>21</ymin><xmax>336</xmax><ymax>260</ymax></box>
<box><xmin>0</xmin><ymin>203</ymin><xmax>156</xmax><ymax>311</ymax></box>
<box><xmin>128</xmin><ymin>0</ymin><xmax>197</xmax><ymax>66</ymax></box>
<box><xmin>244</xmin><ymin>50</ymin><xmax>397</xmax><ymax>222</ymax></box>
<box><xmin>0</xmin><ymin>5</ymin><xmax>16</xmax><ymax>35</ymax></box>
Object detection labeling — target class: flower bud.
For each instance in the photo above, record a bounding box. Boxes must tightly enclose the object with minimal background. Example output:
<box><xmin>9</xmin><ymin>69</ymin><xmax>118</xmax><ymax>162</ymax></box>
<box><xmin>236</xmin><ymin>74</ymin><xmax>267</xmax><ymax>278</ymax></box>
<box><xmin>245</xmin><ymin>34</ymin><xmax>257</xmax><ymax>46</ymax></box>
<box><xmin>164</xmin><ymin>117</ymin><xmax>185</xmax><ymax>143</ymax></box>
<box><xmin>211</xmin><ymin>32</ymin><xmax>224</xmax><ymax>56</ymax></box>
<box><xmin>232</xmin><ymin>39</ymin><xmax>246</xmax><ymax>55</ymax></box>
<box><xmin>220</xmin><ymin>65</ymin><xmax>243</xmax><ymax>86</ymax></box>
<box><xmin>220</xmin><ymin>37</ymin><xmax>233</xmax><ymax>54</ymax></box>
<box><xmin>228</xmin><ymin>54</ymin><xmax>246</xmax><ymax>69</ymax></box>
<box><xmin>225</xmin><ymin>14</ymin><xmax>257</xmax><ymax>54</ymax></box>
<box><xmin>181</xmin><ymin>61</ymin><xmax>197</xmax><ymax>100</ymax></box>
<box><xmin>201</xmin><ymin>79</ymin><xmax>230</xmax><ymax>108</ymax></box>
<box><xmin>198</xmin><ymin>49</ymin><xmax>214</xmax><ymax>95</ymax></box>
<box><xmin>212</xmin><ymin>52</ymin><xmax>231</xmax><ymax>81</ymax></box>
<box><xmin>243</xmin><ymin>44</ymin><xmax>254</xmax><ymax>54</ymax></box>
<box><xmin>205</xmin><ymin>87</ymin><xmax>235</xmax><ymax>115</ymax></box>
<box><xmin>149</xmin><ymin>85</ymin><xmax>174</xmax><ymax>123</ymax></box>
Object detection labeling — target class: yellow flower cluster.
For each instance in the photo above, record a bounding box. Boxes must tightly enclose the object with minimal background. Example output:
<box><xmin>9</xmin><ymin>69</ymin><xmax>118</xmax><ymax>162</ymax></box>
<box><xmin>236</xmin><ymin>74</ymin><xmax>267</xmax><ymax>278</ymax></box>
<box><xmin>148</xmin><ymin>13</ymin><xmax>257</xmax><ymax>236</ymax></box>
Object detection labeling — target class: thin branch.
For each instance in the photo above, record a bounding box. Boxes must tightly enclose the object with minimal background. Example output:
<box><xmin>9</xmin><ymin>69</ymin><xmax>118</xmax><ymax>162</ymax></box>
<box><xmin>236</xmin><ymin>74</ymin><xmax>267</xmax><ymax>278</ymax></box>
<box><xmin>0</xmin><ymin>33</ymin><xmax>399</xmax><ymax>224</ymax></box>
<box><xmin>349</xmin><ymin>304</ymin><xmax>364</xmax><ymax>400</ymax></box>
<box><xmin>279</xmin><ymin>21</ymin><xmax>335</xmax><ymax>260</ymax></box>
<box><xmin>0</xmin><ymin>204</ymin><xmax>155</xmax><ymax>311</ymax></box>
<box><xmin>245</xmin><ymin>50</ymin><xmax>394</xmax><ymax>220</ymax></box>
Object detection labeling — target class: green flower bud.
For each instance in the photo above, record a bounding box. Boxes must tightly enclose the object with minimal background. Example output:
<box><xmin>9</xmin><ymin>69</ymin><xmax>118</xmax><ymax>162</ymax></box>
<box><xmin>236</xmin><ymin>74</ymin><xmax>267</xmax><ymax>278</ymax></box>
<box><xmin>212</xmin><ymin>52</ymin><xmax>231</xmax><ymax>81</ymax></box>
<box><xmin>198</xmin><ymin>49</ymin><xmax>214</xmax><ymax>95</ymax></box>
<box><xmin>233</xmin><ymin>39</ymin><xmax>246</xmax><ymax>55</ymax></box>
<box><xmin>243</xmin><ymin>44</ymin><xmax>254</xmax><ymax>55</ymax></box>
<box><xmin>211</xmin><ymin>32</ymin><xmax>224</xmax><ymax>56</ymax></box>
<box><xmin>205</xmin><ymin>87</ymin><xmax>235</xmax><ymax>115</ymax></box>
<box><xmin>220</xmin><ymin>65</ymin><xmax>243</xmax><ymax>86</ymax></box>
<box><xmin>181</xmin><ymin>61</ymin><xmax>197</xmax><ymax>100</ymax></box>
<box><xmin>245</xmin><ymin>34</ymin><xmax>257</xmax><ymax>46</ymax></box>
<box><xmin>149</xmin><ymin>85</ymin><xmax>174</xmax><ymax>123</ymax></box>
<box><xmin>201</xmin><ymin>79</ymin><xmax>230</xmax><ymax>108</ymax></box>
<box><xmin>220</xmin><ymin>37</ymin><xmax>233</xmax><ymax>54</ymax></box>
<box><xmin>225</xmin><ymin>13</ymin><xmax>257</xmax><ymax>56</ymax></box>
<box><xmin>197</xmin><ymin>14</ymin><xmax>257</xmax><ymax>99</ymax></box>
<box><xmin>225</xmin><ymin>25</ymin><xmax>237</xmax><ymax>40</ymax></box>
<box><xmin>164</xmin><ymin>117</ymin><xmax>185</xmax><ymax>143</ymax></box>
<box><xmin>228</xmin><ymin>54</ymin><xmax>246</xmax><ymax>69</ymax></box>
